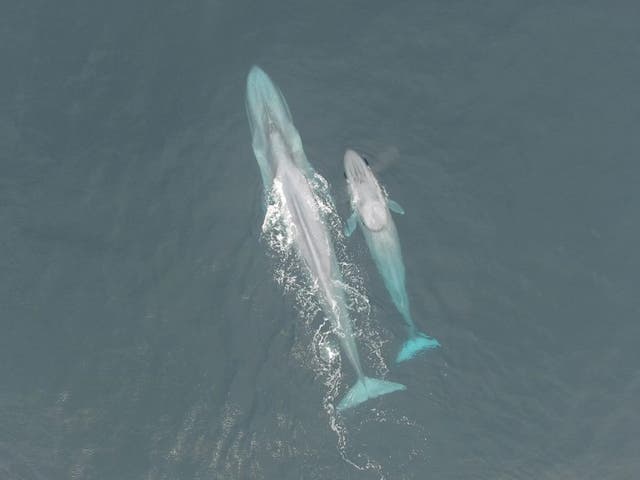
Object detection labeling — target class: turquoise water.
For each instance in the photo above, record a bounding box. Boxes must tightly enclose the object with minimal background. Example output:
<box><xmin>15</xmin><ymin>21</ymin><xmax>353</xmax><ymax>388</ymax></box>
<box><xmin>2</xmin><ymin>1</ymin><xmax>639</xmax><ymax>478</ymax></box>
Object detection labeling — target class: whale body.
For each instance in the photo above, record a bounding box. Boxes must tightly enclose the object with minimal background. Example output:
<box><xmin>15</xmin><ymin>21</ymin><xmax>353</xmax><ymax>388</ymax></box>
<box><xmin>245</xmin><ymin>67</ymin><xmax>405</xmax><ymax>410</ymax></box>
<box><xmin>343</xmin><ymin>149</ymin><xmax>440</xmax><ymax>362</ymax></box>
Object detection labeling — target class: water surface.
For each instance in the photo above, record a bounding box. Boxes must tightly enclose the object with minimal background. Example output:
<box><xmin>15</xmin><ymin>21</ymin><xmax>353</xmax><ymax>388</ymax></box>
<box><xmin>1</xmin><ymin>1</ymin><xmax>639</xmax><ymax>478</ymax></box>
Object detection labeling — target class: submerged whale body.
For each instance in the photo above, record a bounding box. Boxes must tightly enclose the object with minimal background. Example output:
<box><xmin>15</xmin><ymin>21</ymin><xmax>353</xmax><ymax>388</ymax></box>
<box><xmin>245</xmin><ymin>67</ymin><xmax>405</xmax><ymax>410</ymax></box>
<box><xmin>343</xmin><ymin>149</ymin><xmax>440</xmax><ymax>362</ymax></box>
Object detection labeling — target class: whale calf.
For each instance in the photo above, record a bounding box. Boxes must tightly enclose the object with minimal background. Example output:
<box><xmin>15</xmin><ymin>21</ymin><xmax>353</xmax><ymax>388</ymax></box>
<box><xmin>343</xmin><ymin>149</ymin><xmax>440</xmax><ymax>362</ymax></box>
<box><xmin>245</xmin><ymin>67</ymin><xmax>405</xmax><ymax>411</ymax></box>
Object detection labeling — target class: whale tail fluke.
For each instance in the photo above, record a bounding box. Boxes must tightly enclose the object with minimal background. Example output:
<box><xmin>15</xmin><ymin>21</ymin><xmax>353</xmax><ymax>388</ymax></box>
<box><xmin>395</xmin><ymin>332</ymin><xmax>440</xmax><ymax>363</ymax></box>
<box><xmin>337</xmin><ymin>376</ymin><xmax>406</xmax><ymax>412</ymax></box>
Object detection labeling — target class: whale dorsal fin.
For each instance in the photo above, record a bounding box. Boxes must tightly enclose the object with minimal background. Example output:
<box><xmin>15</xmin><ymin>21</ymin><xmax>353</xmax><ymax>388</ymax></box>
<box><xmin>344</xmin><ymin>211</ymin><xmax>358</xmax><ymax>237</ymax></box>
<box><xmin>388</xmin><ymin>199</ymin><xmax>405</xmax><ymax>215</ymax></box>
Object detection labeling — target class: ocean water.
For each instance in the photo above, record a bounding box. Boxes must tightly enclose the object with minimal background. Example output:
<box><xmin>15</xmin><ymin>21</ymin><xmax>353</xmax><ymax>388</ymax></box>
<box><xmin>2</xmin><ymin>1</ymin><xmax>639</xmax><ymax>479</ymax></box>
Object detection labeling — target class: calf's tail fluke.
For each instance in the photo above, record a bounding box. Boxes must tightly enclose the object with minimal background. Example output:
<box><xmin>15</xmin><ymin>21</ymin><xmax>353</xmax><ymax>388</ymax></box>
<box><xmin>337</xmin><ymin>376</ymin><xmax>406</xmax><ymax>412</ymax></box>
<box><xmin>395</xmin><ymin>332</ymin><xmax>440</xmax><ymax>363</ymax></box>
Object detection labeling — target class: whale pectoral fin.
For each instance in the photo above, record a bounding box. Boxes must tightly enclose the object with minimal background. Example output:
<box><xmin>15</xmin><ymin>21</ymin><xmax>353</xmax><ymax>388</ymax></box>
<box><xmin>344</xmin><ymin>212</ymin><xmax>358</xmax><ymax>237</ymax></box>
<box><xmin>388</xmin><ymin>199</ymin><xmax>405</xmax><ymax>215</ymax></box>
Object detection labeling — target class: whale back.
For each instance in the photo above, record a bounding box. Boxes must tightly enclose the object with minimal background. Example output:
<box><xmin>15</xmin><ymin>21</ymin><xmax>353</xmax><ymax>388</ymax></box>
<box><xmin>344</xmin><ymin>149</ymin><xmax>389</xmax><ymax>231</ymax></box>
<box><xmin>360</xmin><ymin>200</ymin><xmax>388</xmax><ymax>231</ymax></box>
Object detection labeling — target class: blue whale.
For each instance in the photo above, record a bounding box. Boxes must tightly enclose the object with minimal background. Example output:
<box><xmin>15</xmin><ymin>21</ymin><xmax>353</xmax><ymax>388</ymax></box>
<box><xmin>246</xmin><ymin>67</ymin><xmax>405</xmax><ymax>410</ymax></box>
<box><xmin>343</xmin><ymin>149</ymin><xmax>440</xmax><ymax>362</ymax></box>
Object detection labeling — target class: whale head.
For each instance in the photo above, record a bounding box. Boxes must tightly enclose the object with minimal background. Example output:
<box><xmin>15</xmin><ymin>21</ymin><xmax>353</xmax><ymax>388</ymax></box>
<box><xmin>344</xmin><ymin>149</ymin><xmax>389</xmax><ymax>231</ymax></box>
<box><xmin>246</xmin><ymin>66</ymin><xmax>312</xmax><ymax>189</ymax></box>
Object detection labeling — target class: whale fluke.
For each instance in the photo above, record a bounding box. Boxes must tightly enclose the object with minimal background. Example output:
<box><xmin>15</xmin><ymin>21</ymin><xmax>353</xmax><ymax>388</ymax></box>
<box><xmin>395</xmin><ymin>333</ymin><xmax>440</xmax><ymax>363</ymax></box>
<box><xmin>337</xmin><ymin>376</ymin><xmax>406</xmax><ymax>412</ymax></box>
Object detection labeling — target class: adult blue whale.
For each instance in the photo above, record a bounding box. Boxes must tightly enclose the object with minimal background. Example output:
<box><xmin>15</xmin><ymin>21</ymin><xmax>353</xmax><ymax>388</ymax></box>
<box><xmin>245</xmin><ymin>66</ymin><xmax>405</xmax><ymax>411</ymax></box>
<box><xmin>343</xmin><ymin>149</ymin><xmax>440</xmax><ymax>362</ymax></box>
